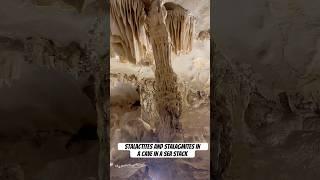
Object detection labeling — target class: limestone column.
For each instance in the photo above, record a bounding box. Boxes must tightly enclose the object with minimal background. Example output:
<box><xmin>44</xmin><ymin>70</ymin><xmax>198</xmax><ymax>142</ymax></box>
<box><xmin>146</xmin><ymin>0</ymin><xmax>183</xmax><ymax>142</ymax></box>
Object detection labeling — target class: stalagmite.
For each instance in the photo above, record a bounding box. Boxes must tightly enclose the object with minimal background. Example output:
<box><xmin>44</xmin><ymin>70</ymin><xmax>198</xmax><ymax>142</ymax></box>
<box><xmin>164</xmin><ymin>2</ymin><xmax>195</xmax><ymax>55</ymax></box>
<box><xmin>110</xmin><ymin>0</ymin><xmax>153</xmax><ymax>64</ymax></box>
<box><xmin>145</xmin><ymin>0</ymin><xmax>183</xmax><ymax>142</ymax></box>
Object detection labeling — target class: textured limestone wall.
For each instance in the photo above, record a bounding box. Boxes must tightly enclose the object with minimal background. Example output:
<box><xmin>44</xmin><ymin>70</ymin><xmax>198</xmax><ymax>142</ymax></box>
<box><xmin>213</xmin><ymin>0</ymin><xmax>320</xmax><ymax>176</ymax></box>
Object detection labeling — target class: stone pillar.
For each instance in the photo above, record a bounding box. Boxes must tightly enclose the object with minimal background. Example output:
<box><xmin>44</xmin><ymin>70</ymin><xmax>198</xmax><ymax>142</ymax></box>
<box><xmin>146</xmin><ymin>0</ymin><xmax>183</xmax><ymax>142</ymax></box>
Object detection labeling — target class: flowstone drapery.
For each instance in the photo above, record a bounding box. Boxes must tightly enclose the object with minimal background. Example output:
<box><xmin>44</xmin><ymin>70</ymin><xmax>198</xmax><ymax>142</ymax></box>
<box><xmin>165</xmin><ymin>2</ymin><xmax>195</xmax><ymax>55</ymax></box>
<box><xmin>110</xmin><ymin>0</ymin><xmax>153</xmax><ymax>64</ymax></box>
<box><xmin>110</xmin><ymin>0</ymin><xmax>195</xmax><ymax>65</ymax></box>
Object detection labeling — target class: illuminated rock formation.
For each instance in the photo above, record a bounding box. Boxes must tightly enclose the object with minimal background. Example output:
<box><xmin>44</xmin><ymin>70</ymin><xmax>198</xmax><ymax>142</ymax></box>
<box><xmin>110</xmin><ymin>0</ymin><xmax>195</xmax><ymax>64</ymax></box>
<box><xmin>110</xmin><ymin>0</ymin><xmax>153</xmax><ymax>64</ymax></box>
<box><xmin>165</xmin><ymin>2</ymin><xmax>195</xmax><ymax>55</ymax></box>
<box><xmin>110</xmin><ymin>72</ymin><xmax>208</xmax><ymax>136</ymax></box>
<box><xmin>145</xmin><ymin>0</ymin><xmax>183</xmax><ymax>142</ymax></box>
<box><xmin>0</xmin><ymin>0</ymin><xmax>208</xmax><ymax>179</ymax></box>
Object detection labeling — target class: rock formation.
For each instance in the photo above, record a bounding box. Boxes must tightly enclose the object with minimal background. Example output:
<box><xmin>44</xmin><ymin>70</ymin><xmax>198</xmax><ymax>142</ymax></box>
<box><xmin>145</xmin><ymin>0</ymin><xmax>183</xmax><ymax>142</ymax></box>
<box><xmin>213</xmin><ymin>0</ymin><xmax>320</xmax><ymax>179</ymax></box>
<box><xmin>165</xmin><ymin>2</ymin><xmax>195</xmax><ymax>55</ymax></box>
<box><xmin>197</xmin><ymin>30</ymin><xmax>210</xmax><ymax>41</ymax></box>
<box><xmin>110</xmin><ymin>0</ymin><xmax>153</xmax><ymax>64</ymax></box>
<box><xmin>110</xmin><ymin>0</ymin><xmax>195</xmax><ymax>64</ymax></box>
<box><xmin>110</xmin><ymin>1</ymin><xmax>210</xmax><ymax>179</ymax></box>
<box><xmin>0</xmin><ymin>0</ymin><xmax>209</xmax><ymax>179</ymax></box>
<box><xmin>0</xmin><ymin>1</ymin><xmax>109</xmax><ymax>179</ymax></box>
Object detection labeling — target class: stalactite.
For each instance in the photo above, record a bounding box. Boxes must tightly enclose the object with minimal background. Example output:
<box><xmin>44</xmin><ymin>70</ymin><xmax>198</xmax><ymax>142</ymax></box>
<box><xmin>110</xmin><ymin>0</ymin><xmax>195</xmax><ymax>64</ymax></box>
<box><xmin>164</xmin><ymin>2</ymin><xmax>195</xmax><ymax>55</ymax></box>
<box><xmin>110</xmin><ymin>0</ymin><xmax>153</xmax><ymax>65</ymax></box>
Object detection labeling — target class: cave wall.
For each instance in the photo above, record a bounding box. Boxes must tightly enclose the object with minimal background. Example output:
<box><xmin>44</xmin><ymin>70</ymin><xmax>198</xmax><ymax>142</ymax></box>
<box><xmin>213</xmin><ymin>0</ymin><xmax>320</xmax><ymax>179</ymax></box>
